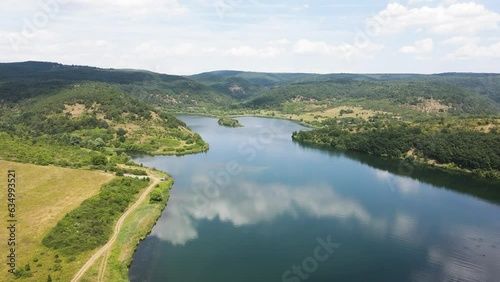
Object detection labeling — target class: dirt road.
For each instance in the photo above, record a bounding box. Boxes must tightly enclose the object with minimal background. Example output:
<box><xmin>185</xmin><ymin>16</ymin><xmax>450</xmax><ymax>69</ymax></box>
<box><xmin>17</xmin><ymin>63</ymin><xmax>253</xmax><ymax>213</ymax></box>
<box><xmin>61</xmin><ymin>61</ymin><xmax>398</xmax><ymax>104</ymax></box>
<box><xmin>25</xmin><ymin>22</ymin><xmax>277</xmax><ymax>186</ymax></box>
<box><xmin>71</xmin><ymin>175</ymin><xmax>160</xmax><ymax>282</ymax></box>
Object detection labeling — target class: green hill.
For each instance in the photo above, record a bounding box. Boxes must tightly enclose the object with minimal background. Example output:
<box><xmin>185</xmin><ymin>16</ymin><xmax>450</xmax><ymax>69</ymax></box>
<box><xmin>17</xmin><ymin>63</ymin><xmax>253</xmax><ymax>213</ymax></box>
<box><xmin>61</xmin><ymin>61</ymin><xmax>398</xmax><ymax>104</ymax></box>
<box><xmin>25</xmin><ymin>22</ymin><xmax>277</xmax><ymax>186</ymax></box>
<box><xmin>3</xmin><ymin>62</ymin><xmax>498</xmax><ymax>116</ymax></box>
<box><xmin>0</xmin><ymin>61</ymin><xmax>233</xmax><ymax>110</ymax></box>
<box><xmin>291</xmin><ymin>73</ymin><xmax>500</xmax><ymax>103</ymax></box>
<box><xmin>0</xmin><ymin>81</ymin><xmax>208</xmax><ymax>167</ymax></box>
<box><xmin>244</xmin><ymin>80</ymin><xmax>499</xmax><ymax>116</ymax></box>
<box><xmin>188</xmin><ymin>70</ymin><xmax>317</xmax><ymax>100</ymax></box>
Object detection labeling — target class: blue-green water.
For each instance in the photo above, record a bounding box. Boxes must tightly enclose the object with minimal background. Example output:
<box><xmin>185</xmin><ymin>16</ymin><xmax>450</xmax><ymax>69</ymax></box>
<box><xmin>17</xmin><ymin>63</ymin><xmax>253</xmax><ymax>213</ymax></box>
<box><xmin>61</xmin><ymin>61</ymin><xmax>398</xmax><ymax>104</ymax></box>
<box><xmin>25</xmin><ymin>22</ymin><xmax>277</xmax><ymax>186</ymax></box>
<box><xmin>129</xmin><ymin>116</ymin><xmax>500</xmax><ymax>282</ymax></box>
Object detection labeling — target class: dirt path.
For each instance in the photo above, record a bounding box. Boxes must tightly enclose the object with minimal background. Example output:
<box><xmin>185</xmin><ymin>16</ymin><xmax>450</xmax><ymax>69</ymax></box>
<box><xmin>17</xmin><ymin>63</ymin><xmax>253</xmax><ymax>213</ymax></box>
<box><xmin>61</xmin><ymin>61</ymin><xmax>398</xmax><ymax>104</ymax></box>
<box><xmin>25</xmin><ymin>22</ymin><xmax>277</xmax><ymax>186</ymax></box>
<box><xmin>97</xmin><ymin>244</ymin><xmax>109</xmax><ymax>282</ymax></box>
<box><xmin>71</xmin><ymin>175</ymin><xmax>160</xmax><ymax>282</ymax></box>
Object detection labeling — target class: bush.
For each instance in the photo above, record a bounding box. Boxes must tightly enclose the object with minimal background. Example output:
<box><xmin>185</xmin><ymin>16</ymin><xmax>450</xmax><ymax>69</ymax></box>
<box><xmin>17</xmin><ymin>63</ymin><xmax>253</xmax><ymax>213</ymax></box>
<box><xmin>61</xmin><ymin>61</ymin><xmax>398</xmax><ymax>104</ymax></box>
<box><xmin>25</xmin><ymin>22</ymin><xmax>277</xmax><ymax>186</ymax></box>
<box><xmin>91</xmin><ymin>154</ymin><xmax>107</xmax><ymax>166</ymax></box>
<box><xmin>42</xmin><ymin>178</ymin><xmax>148</xmax><ymax>255</ymax></box>
<box><xmin>149</xmin><ymin>189</ymin><xmax>163</xmax><ymax>203</ymax></box>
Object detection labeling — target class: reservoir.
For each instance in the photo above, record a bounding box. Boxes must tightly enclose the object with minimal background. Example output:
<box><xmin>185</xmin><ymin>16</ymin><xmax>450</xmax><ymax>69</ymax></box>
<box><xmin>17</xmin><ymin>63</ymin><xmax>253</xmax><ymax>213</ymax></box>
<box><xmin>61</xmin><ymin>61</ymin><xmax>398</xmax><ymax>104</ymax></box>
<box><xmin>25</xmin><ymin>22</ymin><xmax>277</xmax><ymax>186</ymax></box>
<box><xmin>129</xmin><ymin>116</ymin><xmax>500</xmax><ymax>282</ymax></box>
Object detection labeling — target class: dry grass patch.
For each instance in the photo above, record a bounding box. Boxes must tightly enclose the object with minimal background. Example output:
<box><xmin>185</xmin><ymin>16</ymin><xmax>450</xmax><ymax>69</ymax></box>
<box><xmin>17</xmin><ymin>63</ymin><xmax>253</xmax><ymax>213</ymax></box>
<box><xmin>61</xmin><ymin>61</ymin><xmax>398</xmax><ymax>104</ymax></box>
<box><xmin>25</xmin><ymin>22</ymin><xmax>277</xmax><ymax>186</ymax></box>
<box><xmin>286</xmin><ymin>106</ymin><xmax>383</xmax><ymax>122</ymax></box>
<box><xmin>0</xmin><ymin>160</ymin><xmax>114</xmax><ymax>281</ymax></box>
<box><xmin>63</xmin><ymin>103</ymin><xmax>87</xmax><ymax>118</ymax></box>
<box><xmin>409</xmin><ymin>98</ymin><xmax>450</xmax><ymax>113</ymax></box>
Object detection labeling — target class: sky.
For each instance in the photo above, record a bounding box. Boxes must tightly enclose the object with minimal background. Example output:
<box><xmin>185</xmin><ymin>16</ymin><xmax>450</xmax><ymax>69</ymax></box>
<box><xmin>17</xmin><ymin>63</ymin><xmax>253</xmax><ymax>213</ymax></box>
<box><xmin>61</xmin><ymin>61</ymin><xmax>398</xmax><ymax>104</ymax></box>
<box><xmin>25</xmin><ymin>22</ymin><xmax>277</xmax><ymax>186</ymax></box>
<box><xmin>1</xmin><ymin>0</ymin><xmax>499</xmax><ymax>75</ymax></box>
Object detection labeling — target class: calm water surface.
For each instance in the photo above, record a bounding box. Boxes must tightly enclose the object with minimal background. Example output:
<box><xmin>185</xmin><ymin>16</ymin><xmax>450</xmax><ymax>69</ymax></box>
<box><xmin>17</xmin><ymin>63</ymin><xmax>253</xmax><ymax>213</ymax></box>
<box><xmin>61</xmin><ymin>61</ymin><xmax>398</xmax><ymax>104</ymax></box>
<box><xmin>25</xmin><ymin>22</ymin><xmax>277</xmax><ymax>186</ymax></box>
<box><xmin>129</xmin><ymin>116</ymin><xmax>500</xmax><ymax>282</ymax></box>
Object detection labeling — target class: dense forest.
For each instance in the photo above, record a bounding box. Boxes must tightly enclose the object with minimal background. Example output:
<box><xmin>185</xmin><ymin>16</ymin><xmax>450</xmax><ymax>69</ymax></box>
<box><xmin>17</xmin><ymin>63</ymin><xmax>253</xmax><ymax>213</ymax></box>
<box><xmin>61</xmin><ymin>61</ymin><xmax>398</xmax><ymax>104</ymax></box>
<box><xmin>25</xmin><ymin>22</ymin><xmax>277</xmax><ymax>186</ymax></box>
<box><xmin>0</xmin><ymin>61</ymin><xmax>233</xmax><ymax>109</ymax></box>
<box><xmin>244</xmin><ymin>80</ymin><xmax>499</xmax><ymax>115</ymax></box>
<box><xmin>293</xmin><ymin>120</ymin><xmax>500</xmax><ymax>179</ymax></box>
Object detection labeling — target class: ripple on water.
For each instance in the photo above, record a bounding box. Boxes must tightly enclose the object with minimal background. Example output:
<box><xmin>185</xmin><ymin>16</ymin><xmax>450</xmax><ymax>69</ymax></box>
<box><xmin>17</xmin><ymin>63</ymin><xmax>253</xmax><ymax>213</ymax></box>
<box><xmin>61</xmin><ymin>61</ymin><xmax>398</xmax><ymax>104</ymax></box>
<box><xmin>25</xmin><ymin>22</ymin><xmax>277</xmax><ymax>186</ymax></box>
<box><xmin>413</xmin><ymin>225</ymin><xmax>500</xmax><ymax>282</ymax></box>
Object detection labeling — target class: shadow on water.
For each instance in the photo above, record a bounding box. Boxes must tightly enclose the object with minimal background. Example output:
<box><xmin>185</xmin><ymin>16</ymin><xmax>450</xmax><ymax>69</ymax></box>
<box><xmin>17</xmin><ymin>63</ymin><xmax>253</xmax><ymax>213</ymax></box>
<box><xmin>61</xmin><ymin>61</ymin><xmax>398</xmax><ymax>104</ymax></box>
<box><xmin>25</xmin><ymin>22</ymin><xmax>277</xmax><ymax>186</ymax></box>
<box><xmin>295</xmin><ymin>141</ymin><xmax>500</xmax><ymax>205</ymax></box>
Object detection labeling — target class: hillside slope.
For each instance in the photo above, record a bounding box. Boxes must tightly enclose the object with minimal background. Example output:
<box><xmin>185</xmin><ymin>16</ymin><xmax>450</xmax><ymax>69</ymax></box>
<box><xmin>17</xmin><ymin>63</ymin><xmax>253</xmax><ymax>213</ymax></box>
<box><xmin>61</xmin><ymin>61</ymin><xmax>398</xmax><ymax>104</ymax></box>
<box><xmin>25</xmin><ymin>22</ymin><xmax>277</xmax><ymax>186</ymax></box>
<box><xmin>244</xmin><ymin>80</ymin><xmax>499</xmax><ymax>116</ymax></box>
<box><xmin>0</xmin><ymin>61</ymin><xmax>233</xmax><ymax>110</ymax></box>
<box><xmin>0</xmin><ymin>81</ymin><xmax>208</xmax><ymax>167</ymax></box>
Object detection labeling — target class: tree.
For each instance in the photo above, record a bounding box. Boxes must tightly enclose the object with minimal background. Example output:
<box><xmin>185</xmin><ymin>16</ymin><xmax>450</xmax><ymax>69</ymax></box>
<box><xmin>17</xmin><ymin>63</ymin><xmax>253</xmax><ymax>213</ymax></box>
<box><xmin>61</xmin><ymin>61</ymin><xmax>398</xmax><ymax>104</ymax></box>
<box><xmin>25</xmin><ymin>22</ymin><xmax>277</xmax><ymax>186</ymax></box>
<box><xmin>91</xmin><ymin>155</ymin><xmax>107</xmax><ymax>166</ymax></box>
<box><xmin>116</xmin><ymin>128</ymin><xmax>127</xmax><ymax>137</ymax></box>
<box><xmin>94</xmin><ymin>138</ymin><xmax>105</xmax><ymax>147</ymax></box>
<box><xmin>70</xmin><ymin>134</ymin><xmax>81</xmax><ymax>145</ymax></box>
<box><xmin>149</xmin><ymin>190</ymin><xmax>163</xmax><ymax>203</ymax></box>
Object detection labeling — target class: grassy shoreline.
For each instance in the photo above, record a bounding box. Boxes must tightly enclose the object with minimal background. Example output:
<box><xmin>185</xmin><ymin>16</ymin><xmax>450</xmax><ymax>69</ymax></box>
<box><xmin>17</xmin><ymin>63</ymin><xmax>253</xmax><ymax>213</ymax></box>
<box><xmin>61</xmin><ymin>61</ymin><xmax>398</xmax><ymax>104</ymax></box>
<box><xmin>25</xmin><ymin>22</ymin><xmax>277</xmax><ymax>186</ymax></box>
<box><xmin>0</xmin><ymin>158</ymin><xmax>174</xmax><ymax>282</ymax></box>
<box><xmin>80</xmin><ymin>168</ymin><xmax>173</xmax><ymax>281</ymax></box>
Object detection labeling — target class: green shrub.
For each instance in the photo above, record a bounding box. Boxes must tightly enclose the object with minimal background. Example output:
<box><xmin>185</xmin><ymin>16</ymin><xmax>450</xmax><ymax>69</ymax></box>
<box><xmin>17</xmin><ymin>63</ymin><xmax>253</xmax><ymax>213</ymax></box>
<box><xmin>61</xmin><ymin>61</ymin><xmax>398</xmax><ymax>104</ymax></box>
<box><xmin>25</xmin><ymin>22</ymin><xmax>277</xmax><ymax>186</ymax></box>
<box><xmin>42</xmin><ymin>178</ymin><xmax>148</xmax><ymax>255</ymax></box>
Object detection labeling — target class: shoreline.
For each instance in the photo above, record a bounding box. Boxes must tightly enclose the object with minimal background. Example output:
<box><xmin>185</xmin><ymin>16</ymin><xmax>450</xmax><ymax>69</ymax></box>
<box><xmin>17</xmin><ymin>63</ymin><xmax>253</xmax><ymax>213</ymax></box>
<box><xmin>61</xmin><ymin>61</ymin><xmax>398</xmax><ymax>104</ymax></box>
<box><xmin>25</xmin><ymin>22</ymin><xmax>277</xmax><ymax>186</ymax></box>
<box><xmin>173</xmin><ymin>111</ymin><xmax>315</xmax><ymax>128</ymax></box>
<box><xmin>79</xmin><ymin>168</ymin><xmax>174</xmax><ymax>281</ymax></box>
<box><xmin>294</xmin><ymin>139</ymin><xmax>500</xmax><ymax>181</ymax></box>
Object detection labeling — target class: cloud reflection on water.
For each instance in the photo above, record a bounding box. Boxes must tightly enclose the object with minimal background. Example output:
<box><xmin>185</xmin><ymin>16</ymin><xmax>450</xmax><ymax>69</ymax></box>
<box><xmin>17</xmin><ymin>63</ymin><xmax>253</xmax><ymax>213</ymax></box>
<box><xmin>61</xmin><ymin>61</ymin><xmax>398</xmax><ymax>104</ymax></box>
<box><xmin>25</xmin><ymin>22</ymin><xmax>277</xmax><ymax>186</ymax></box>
<box><xmin>152</xmin><ymin>181</ymin><xmax>369</xmax><ymax>245</ymax></box>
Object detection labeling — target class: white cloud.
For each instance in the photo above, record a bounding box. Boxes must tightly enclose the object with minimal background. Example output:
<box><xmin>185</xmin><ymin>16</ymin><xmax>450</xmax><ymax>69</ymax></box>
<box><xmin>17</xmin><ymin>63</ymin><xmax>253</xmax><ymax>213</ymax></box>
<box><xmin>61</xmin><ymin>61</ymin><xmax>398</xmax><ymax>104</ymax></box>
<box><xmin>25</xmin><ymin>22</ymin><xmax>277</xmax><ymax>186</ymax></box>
<box><xmin>293</xmin><ymin>39</ymin><xmax>384</xmax><ymax>60</ymax></box>
<box><xmin>292</xmin><ymin>4</ymin><xmax>310</xmax><ymax>12</ymax></box>
<box><xmin>267</xmin><ymin>38</ymin><xmax>290</xmax><ymax>46</ymax></box>
<box><xmin>369</xmin><ymin>2</ymin><xmax>500</xmax><ymax>35</ymax></box>
<box><xmin>441</xmin><ymin>36</ymin><xmax>481</xmax><ymax>45</ymax></box>
<box><xmin>400</xmin><ymin>38</ymin><xmax>434</xmax><ymax>54</ymax></box>
<box><xmin>72</xmin><ymin>0</ymin><xmax>188</xmax><ymax>17</ymax></box>
<box><xmin>408</xmin><ymin>0</ymin><xmax>435</xmax><ymax>5</ymax></box>
<box><xmin>226</xmin><ymin>46</ymin><xmax>285</xmax><ymax>58</ymax></box>
<box><xmin>293</xmin><ymin>39</ymin><xmax>332</xmax><ymax>54</ymax></box>
<box><xmin>0</xmin><ymin>0</ymin><xmax>498</xmax><ymax>74</ymax></box>
<box><xmin>135</xmin><ymin>41</ymin><xmax>205</xmax><ymax>57</ymax></box>
<box><xmin>444</xmin><ymin>41</ymin><xmax>500</xmax><ymax>60</ymax></box>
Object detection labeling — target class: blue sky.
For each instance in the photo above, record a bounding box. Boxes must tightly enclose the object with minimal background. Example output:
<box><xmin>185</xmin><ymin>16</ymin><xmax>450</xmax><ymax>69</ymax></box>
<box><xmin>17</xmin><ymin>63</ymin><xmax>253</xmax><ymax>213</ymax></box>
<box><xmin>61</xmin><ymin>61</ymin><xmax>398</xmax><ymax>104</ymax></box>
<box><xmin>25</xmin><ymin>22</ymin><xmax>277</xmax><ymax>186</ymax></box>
<box><xmin>1</xmin><ymin>0</ymin><xmax>499</xmax><ymax>74</ymax></box>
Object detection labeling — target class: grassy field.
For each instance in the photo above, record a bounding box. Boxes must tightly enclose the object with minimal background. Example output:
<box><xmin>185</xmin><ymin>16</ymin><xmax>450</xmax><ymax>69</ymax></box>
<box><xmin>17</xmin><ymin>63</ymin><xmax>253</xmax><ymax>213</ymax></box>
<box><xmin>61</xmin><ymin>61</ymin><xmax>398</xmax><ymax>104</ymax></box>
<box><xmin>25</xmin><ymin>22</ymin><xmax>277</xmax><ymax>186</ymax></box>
<box><xmin>261</xmin><ymin>106</ymin><xmax>384</xmax><ymax>122</ymax></box>
<box><xmin>0</xmin><ymin>160</ymin><xmax>115</xmax><ymax>282</ymax></box>
<box><xmin>81</xmin><ymin>168</ymin><xmax>173</xmax><ymax>282</ymax></box>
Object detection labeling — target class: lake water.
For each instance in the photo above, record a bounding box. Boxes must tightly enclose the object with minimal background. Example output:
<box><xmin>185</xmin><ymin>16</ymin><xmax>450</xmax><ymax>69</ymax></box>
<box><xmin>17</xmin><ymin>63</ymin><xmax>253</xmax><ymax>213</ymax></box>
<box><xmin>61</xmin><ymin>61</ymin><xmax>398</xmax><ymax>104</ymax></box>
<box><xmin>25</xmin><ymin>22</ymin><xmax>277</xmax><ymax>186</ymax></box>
<box><xmin>129</xmin><ymin>116</ymin><xmax>500</xmax><ymax>282</ymax></box>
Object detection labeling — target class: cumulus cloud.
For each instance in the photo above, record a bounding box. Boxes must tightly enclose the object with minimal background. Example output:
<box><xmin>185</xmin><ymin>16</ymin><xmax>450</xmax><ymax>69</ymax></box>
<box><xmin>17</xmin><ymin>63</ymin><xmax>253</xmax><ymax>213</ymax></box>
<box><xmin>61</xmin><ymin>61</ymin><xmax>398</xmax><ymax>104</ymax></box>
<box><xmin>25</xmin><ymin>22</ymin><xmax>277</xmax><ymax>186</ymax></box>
<box><xmin>135</xmin><ymin>41</ymin><xmax>203</xmax><ymax>57</ymax></box>
<box><xmin>441</xmin><ymin>36</ymin><xmax>482</xmax><ymax>45</ymax></box>
<box><xmin>293</xmin><ymin>39</ymin><xmax>384</xmax><ymax>60</ymax></box>
<box><xmin>408</xmin><ymin>0</ymin><xmax>435</xmax><ymax>5</ymax></box>
<box><xmin>368</xmin><ymin>2</ymin><xmax>500</xmax><ymax>35</ymax></box>
<box><xmin>293</xmin><ymin>39</ymin><xmax>332</xmax><ymax>54</ymax></box>
<box><xmin>267</xmin><ymin>38</ymin><xmax>290</xmax><ymax>46</ymax></box>
<box><xmin>225</xmin><ymin>46</ymin><xmax>285</xmax><ymax>58</ymax></box>
<box><xmin>400</xmin><ymin>38</ymin><xmax>434</xmax><ymax>54</ymax></box>
<box><xmin>1</xmin><ymin>0</ymin><xmax>498</xmax><ymax>74</ymax></box>
<box><xmin>72</xmin><ymin>0</ymin><xmax>188</xmax><ymax>17</ymax></box>
<box><xmin>444</xmin><ymin>41</ymin><xmax>500</xmax><ymax>60</ymax></box>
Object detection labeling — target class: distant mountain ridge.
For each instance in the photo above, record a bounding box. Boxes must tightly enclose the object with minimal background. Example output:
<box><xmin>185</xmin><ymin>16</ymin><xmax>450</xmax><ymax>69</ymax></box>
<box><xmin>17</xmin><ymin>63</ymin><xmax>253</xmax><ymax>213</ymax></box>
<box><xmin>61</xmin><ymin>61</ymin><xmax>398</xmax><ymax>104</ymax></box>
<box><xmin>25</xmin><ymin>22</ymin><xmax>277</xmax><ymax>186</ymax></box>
<box><xmin>0</xmin><ymin>61</ymin><xmax>499</xmax><ymax>114</ymax></box>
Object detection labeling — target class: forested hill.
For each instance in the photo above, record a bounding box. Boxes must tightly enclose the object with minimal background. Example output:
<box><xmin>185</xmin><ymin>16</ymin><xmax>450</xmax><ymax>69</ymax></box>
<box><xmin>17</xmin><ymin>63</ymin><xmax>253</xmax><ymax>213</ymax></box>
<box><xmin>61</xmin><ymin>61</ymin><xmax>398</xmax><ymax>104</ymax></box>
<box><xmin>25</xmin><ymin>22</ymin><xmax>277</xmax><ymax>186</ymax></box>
<box><xmin>2</xmin><ymin>62</ymin><xmax>499</xmax><ymax>115</ymax></box>
<box><xmin>292</xmin><ymin>73</ymin><xmax>500</xmax><ymax>103</ymax></box>
<box><xmin>0</xmin><ymin>81</ymin><xmax>208</xmax><ymax>167</ymax></box>
<box><xmin>189</xmin><ymin>70</ymin><xmax>500</xmax><ymax>106</ymax></box>
<box><xmin>0</xmin><ymin>61</ymin><xmax>233</xmax><ymax>108</ymax></box>
<box><xmin>244</xmin><ymin>80</ymin><xmax>499</xmax><ymax>115</ymax></box>
<box><xmin>188</xmin><ymin>70</ymin><xmax>314</xmax><ymax>99</ymax></box>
